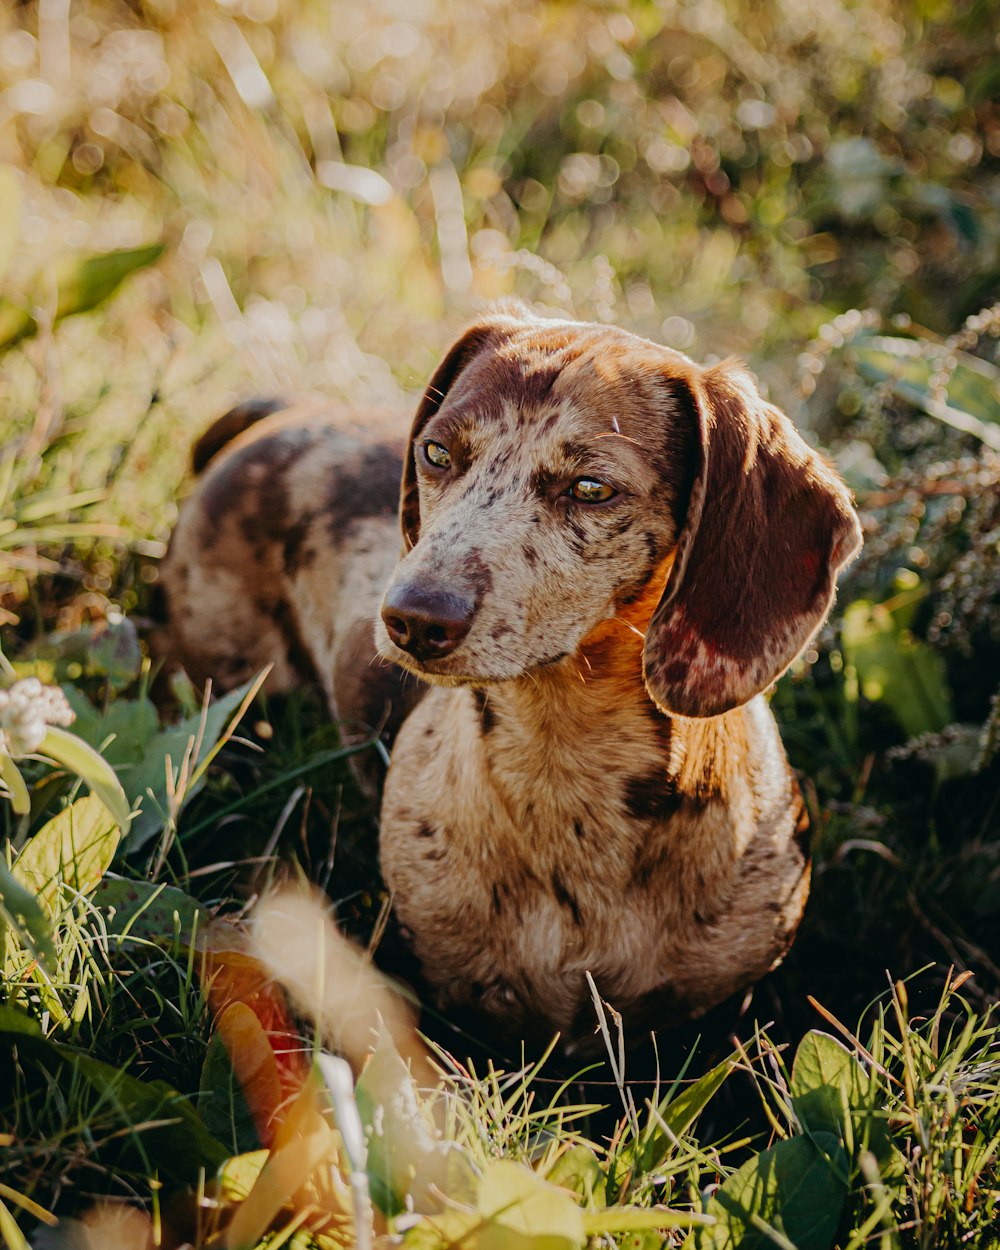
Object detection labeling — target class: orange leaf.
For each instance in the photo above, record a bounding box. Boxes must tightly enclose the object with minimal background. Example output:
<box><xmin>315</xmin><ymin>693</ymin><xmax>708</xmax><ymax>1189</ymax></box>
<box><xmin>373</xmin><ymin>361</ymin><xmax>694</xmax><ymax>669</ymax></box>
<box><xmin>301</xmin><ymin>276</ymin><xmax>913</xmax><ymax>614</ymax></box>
<box><xmin>202</xmin><ymin>947</ymin><xmax>310</xmax><ymax>1140</ymax></box>
<box><xmin>215</xmin><ymin>1002</ymin><xmax>284</xmax><ymax>1147</ymax></box>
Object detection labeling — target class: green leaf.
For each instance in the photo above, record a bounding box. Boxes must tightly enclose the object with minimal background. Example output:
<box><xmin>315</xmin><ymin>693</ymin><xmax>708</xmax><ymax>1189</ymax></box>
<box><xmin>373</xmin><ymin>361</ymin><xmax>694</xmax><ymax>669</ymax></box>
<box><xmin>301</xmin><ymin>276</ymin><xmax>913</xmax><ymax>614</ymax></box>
<box><xmin>701</xmin><ymin>1133</ymin><xmax>848</xmax><ymax>1250</ymax></box>
<box><xmin>40</xmin><ymin>725</ymin><xmax>132</xmax><ymax>833</ymax></box>
<box><xmin>20</xmin><ymin>618</ymin><xmax>143</xmax><ymax>691</ymax></box>
<box><xmin>62</xmin><ymin>688</ymin><xmax>160</xmax><ymax>768</ymax></box>
<box><xmin>13</xmin><ymin>793</ymin><xmax>119</xmax><ymax>910</ymax></box>
<box><xmin>0</xmin><ymin>245</ymin><xmax>164</xmax><ymax>351</ymax></box>
<box><xmin>0</xmin><ymin>1005</ymin><xmax>229</xmax><ymax>1182</ymax></box>
<box><xmin>0</xmin><ymin>862</ymin><xmax>56</xmax><ymax>968</ymax></box>
<box><xmin>640</xmin><ymin>1056</ymin><xmax>735</xmax><ymax>1173</ymax></box>
<box><xmin>53</xmin><ymin>245</ymin><xmax>165</xmax><ymax>322</ymax></box>
<box><xmin>122</xmin><ymin>677</ymin><xmax>259</xmax><ymax>852</ymax></box>
<box><xmin>355</xmin><ymin>1030</ymin><xmax>478</xmax><ymax>1216</ymax></box>
<box><xmin>791</xmin><ymin>1031</ymin><xmax>892</xmax><ymax>1163</ymax></box>
<box><xmin>842</xmin><ymin>595</ymin><xmax>953</xmax><ymax>739</ymax></box>
<box><xmin>545</xmin><ymin>1144</ymin><xmax>606</xmax><ymax>1208</ymax></box>
<box><xmin>582</xmin><ymin>1207</ymin><xmax>713</xmax><ymax>1234</ymax></box>
<box><xmin>477</xmin><ymin>1160</ymin><xmax>585</xmax><ymax>1249</ymax></box>
<box><xmin>198</xmin><ymin>1029</ymin><xmax>261</xmax><ymax>1156</ymax></box>
<box><xmin>91</xmin><ymin>875</ymin><xmax>205</xmax><ymax>945</ymax></box>
<box><xmin>0</xmin><ymin>749</ymin><xmax>30</xmax><ymax>815</ymax></box>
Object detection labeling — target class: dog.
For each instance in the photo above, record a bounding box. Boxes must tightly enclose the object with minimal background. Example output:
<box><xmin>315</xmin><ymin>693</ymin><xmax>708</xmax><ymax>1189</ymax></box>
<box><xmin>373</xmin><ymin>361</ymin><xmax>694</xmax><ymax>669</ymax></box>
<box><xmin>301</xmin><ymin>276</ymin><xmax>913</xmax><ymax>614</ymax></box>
<box><xmin>161</xmin><ymin>306</ymin><xmax>861</xmax><ymax>1052</ymax></box>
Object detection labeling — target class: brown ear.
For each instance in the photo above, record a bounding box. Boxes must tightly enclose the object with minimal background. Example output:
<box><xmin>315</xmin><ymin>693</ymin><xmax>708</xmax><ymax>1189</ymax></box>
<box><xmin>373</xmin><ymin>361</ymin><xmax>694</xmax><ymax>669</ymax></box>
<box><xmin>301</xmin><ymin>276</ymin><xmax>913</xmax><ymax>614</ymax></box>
<box><xmin>400</xmin><ymin>313</ymin><xmax>526</xmax><ymax>549</ymax></box>
<box><xmin>642</xmin><ymin>365</ymin><xmax>862</xmax><ymax>717</ymax></box>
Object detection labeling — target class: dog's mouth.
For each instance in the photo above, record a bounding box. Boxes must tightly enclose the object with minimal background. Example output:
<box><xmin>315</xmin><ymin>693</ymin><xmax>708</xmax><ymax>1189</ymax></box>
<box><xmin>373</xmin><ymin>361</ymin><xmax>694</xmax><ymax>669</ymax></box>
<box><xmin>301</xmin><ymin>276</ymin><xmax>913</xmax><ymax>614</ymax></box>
<box><xmin>378</xmin><ymin>632</ymin><xmax>571</xmax><ymax>685</ymax></box>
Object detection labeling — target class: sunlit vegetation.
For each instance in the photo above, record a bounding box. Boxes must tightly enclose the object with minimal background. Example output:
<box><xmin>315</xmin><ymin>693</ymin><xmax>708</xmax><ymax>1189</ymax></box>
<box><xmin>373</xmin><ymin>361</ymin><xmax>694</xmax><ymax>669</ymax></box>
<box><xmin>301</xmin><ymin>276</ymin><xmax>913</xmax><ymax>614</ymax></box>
<box><xmin>1</xmin><ymin>0</ymin><xmax>999</xmax><ymax>1245</ymax></box>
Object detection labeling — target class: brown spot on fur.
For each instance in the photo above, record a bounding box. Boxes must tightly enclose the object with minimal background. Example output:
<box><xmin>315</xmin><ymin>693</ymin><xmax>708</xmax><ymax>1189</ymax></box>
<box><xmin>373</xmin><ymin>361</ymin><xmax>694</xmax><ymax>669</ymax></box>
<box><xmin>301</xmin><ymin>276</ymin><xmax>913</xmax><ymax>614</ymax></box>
<box><xmin>202</xmin><ymin>432</ymin><xmax>313</xmax><ymax>542</ymax></box>
<box><xmin>551</xmin><ymin>869</ymin><xmax>582</xmax><ymax>925</ymax></box>
<box><xmin>283</xmin><ymin>512</ymin><xmax>318</xmax><ymax>574</ymax></box>
<box><xmin>322</xmin><ymin>443</ymin><xmax>402</xmax><ymax>543</ymax></box>
<box><xmin>472</xmin><ymin>688</ymin><xmax>496</xmax><ymax>733</ymax></box>
<box><xmin>261</xmin><ymin>596</ymin><xmax>320</xmax><ymax>686</ymax></box>
<box><xmin>463</xmin><ymin>550</ymin><xmax>494</xmax><ymax>599</ymax></box>
<box><xmin>191</xmin><ymin>398</ymin><xmax>285</xmax><ymax>474</ymax></box>
<box><xmin>622</xmin><ymin>771</ymin><xmax>684</xmax><ymax>823</ymax></box>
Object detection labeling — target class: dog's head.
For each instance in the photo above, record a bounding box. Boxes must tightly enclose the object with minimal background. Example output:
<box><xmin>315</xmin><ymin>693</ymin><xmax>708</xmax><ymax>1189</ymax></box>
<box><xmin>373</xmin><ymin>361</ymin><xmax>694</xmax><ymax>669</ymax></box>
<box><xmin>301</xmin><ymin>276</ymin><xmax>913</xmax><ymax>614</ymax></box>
<box><xmin>375</xmin><ymin>308</ymin><xmax>861</xmax><ymax>717</ymax></box>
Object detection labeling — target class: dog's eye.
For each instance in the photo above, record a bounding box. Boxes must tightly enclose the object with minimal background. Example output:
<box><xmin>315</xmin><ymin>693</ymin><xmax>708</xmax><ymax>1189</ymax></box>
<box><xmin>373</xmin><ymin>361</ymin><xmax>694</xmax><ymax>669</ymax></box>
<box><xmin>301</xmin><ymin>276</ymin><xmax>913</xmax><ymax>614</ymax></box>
<box><xmin>568</xmin><ymin>478</ymin><xmax>616</xmax><ymax>503</ymax></box>
<box><xmin>423</xmin><ymin>441</ymin><xmax>451</xmax><ymax>469</ymax></box>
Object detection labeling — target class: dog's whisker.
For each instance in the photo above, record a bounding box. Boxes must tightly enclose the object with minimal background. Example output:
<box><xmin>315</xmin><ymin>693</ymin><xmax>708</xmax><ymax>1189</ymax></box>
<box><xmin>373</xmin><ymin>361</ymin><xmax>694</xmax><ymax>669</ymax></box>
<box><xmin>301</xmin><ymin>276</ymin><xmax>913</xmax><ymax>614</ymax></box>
<box><xmin>614</xmin><ymin>616</ymin><xmax>648</xmax><ymax>640</ymax></box>
<box><xmin>591</xmin><ymin>430</ymin><xmax>643</xmax><ymax>447</ymax></box>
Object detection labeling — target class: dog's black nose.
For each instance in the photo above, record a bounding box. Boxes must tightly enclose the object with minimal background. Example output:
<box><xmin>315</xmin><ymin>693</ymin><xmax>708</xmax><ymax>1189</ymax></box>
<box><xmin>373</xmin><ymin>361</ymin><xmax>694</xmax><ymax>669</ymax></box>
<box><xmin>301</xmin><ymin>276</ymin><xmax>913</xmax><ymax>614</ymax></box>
<box><xmin>382</xmin><ymin>584</ymin><xmax>475</xmax><ymax>660</ymax></box>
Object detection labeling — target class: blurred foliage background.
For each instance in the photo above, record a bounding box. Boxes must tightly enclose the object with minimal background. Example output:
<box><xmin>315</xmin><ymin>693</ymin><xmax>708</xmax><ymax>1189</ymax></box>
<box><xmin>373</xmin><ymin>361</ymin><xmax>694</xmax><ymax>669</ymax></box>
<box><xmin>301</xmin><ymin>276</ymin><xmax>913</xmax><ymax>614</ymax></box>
<box><xmin>0</xmin><ymin>0</ymin><xmax>999</xmax><ymax>1064</ymax></box>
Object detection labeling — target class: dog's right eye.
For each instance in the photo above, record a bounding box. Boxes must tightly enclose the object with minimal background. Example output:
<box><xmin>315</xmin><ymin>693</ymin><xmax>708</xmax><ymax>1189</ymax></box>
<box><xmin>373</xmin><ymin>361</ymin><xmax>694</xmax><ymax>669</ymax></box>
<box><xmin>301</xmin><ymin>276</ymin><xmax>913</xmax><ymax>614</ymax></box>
<box><xmin>423</xmin><ymin>441</ymin><xmax>452</xmax><ymax>469</ymax></box>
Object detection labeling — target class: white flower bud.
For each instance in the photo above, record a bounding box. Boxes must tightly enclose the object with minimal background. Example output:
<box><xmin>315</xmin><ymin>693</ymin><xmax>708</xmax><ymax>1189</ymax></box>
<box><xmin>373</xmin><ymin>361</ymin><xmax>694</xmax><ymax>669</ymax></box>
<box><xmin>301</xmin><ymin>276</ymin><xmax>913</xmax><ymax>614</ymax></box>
<box><xmin>0</xmin><ymin>678</ymin><xmax>76</xmax><ymax>757</ymax></box>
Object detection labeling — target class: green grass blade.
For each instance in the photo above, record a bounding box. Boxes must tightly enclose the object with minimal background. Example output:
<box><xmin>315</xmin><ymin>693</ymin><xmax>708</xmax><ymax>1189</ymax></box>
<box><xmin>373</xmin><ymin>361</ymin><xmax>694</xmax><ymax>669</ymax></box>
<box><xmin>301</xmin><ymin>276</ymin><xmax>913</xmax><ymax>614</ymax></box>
<box><xmin>0</xmin><ymin>749</ymin><xmax>30</xmax><ymax>815</ymax></box>
<box><xmin>0</xmin><ymin>859</ymin><xmax>56</xmax><ymax>969</ymax></box>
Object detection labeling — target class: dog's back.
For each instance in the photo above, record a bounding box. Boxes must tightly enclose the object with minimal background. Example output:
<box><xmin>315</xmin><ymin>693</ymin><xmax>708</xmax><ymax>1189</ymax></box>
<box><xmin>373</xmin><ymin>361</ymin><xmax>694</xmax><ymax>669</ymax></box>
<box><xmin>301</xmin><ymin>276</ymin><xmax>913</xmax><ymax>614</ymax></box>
<box><xmin>161</xmin><ymin>400</ymin><xmax>417</xmax><ymax>747</ymax></box>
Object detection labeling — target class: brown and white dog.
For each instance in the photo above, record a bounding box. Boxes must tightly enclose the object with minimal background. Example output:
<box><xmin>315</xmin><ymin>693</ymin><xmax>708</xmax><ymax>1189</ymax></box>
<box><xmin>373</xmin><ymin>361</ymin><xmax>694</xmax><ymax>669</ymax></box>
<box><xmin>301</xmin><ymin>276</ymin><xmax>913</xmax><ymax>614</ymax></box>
<box><xmin>161</xmin><ymin>307</ymin><xmax>861</xmax><ymax>1051</ymax></box>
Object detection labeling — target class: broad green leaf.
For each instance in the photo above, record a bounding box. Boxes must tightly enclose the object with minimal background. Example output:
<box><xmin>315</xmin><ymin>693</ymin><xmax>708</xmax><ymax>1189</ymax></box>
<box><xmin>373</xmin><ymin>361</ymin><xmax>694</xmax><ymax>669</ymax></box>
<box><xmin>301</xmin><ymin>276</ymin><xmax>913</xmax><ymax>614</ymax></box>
<box><xmin>40</xmin><ymin>726</ymin><xmax>132</xmax><ymax>833</ymax></box>
<box><xmin>53</xmin><ymin>245</ymin><xmax>165</xmax><ymax>323</ymax></box>
<box><xmin>21</xmin><ymin>618</ymin><xmax>143</xmax><ymax>692</ymax></box>
<box><xmin>14</xmin><ymin>793</ymin><xmax>119</xmax><ymax>910</ymax></box>
<box><xmin>198</xmin><ymin>1026</ymin><xmax>261</xmax><ymax>1156</ymax></box>
<box><xmin>545</xmin><ymin>1144</ymin><xmax>606</xmax><ymax>1208</ymax></box>
<box><xmin>123</xmin><ymin>677</ymin><xmax>259</xmax><ymax>852</ymax></box>
<box><xmin>0</xmin><ymin>1005</ymin><xmax>229</xmax><ymax>1181</ymax></box>
<box><xmin>477</xmin><ymin>1160</ymin><xmax>585</xmax><ymax>1249</ymax></box>
<box><xmin>701</xmin><ymin>1132</ymin><xmax>848</xmax><ymax>1250</ymax></box>
<box><xmin>0</xmin><ymin>245</ymin><xmax>163</xmax><ymax>350</ymax></box>
<box><xmin>791</xmin><ymin>1031</ymin><xmax>891</xmax><ymax>1163</ymax></box>
<box><xmin>92</xmin><ymin>875</ymin><xmax>205</xmax><ymax>944</ymax></box>
<box><xmin>62</xmin><ymin>687</ymin><xmax>160</xmax><ymax>768</ymax></box>
<box><xmin>791</xmin><ymin>1031</ymin><xmax>867</xmax><ymax>1139</ymax></box>
<box><xmin>355</xmin><ymin>1030</ymin><xmax>478</xmax><ymax>1216</ymax></box>
<box><xmin>842</xmin><ymin>597</ymin><xmax>953</xmax><ymax>739</ymax></box>
<box><xmin>0</xmin><ymin>862</ymin><xmax>56</xmax><ymax>968</ymax></box>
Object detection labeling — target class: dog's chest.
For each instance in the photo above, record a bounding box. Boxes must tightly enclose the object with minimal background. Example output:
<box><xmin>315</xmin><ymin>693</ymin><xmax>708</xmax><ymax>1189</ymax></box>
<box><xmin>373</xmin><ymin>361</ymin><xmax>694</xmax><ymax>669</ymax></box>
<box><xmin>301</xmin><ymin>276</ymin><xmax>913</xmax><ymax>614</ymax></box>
<box><xmin>379</xmin><ymin>684</ymin><xmax>768</xmax><ymax>1039</ymax></box>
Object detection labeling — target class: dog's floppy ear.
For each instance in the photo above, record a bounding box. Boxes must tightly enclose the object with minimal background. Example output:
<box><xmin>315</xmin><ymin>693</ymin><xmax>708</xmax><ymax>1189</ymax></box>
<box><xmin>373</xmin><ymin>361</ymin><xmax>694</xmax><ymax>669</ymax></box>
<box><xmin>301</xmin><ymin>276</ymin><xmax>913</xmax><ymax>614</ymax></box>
<box><xmin>400</xmin><ymin>311</ymin><xmax>527</xmax><ymax>549</ymax></box>
<box><xmin>643</xmin><ymin>364</ymin><xmax>862</xmax><ymax>718</ymax></box>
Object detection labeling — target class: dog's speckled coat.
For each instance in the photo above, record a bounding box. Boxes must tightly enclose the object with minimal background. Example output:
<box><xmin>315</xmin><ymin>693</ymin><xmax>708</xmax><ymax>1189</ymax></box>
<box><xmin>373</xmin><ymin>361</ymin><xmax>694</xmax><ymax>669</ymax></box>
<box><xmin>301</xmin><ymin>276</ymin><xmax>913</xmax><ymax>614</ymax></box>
<box><xmin>161</xmin><ymin>308</ymin><xmax>861</xmax><ymax>1051</ymax></box>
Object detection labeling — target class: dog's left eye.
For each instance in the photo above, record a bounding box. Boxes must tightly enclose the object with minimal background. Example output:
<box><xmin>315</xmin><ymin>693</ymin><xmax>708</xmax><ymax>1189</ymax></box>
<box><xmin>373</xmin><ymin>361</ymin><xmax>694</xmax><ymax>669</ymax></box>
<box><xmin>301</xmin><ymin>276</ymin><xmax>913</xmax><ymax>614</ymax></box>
<box><xmin>568</xmin><ymin>478</ymin><xmax>616</xmax><ymax>503</ymax></box>
<box><xmin>423</xmin><ymin>441</ymin><xmax>451</xmax><ymax>469</ymax></box>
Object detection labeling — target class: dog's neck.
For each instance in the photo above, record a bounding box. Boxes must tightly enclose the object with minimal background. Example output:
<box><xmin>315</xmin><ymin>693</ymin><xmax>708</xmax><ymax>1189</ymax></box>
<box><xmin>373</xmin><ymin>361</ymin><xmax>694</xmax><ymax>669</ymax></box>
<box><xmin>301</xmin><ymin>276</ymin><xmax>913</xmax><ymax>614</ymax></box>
<box><xmin>471</xmin><ymin>575</ymin><xmax>750</xmax><ymax>815</ymax></box>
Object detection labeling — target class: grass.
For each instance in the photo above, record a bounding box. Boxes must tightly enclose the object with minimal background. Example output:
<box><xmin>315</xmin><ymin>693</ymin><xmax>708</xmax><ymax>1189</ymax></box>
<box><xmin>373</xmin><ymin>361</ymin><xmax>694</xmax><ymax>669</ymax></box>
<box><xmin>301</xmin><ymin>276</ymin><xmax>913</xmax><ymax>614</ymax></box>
<box><xmin>1</xmin><ymin>0</ymin><xmax>1000</xmax><ymax>1245</ymax></box>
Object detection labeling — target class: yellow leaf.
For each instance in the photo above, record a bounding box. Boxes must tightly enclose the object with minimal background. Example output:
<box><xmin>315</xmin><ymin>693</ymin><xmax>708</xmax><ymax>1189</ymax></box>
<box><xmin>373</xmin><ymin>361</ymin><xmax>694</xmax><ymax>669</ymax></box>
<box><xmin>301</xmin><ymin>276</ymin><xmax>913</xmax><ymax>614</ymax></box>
<box><xmin>14</xmin><ymin>794</ymin><xmax>119</xmax><ymax>912</ymax></box>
